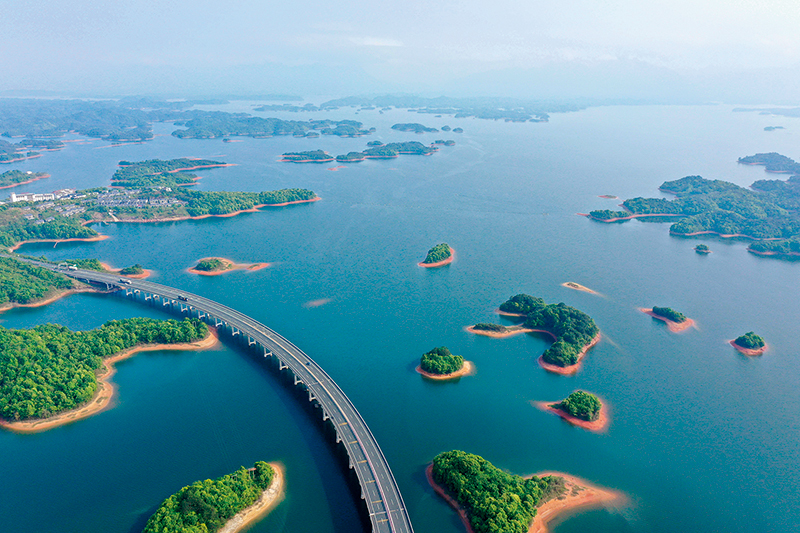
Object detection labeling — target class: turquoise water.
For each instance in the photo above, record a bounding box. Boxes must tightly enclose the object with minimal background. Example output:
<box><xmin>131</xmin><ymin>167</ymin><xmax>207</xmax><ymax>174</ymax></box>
<box><xmin>1</xmin><ymin>104</ymin><xmax>799</xmax><ymax>532</ymax></box>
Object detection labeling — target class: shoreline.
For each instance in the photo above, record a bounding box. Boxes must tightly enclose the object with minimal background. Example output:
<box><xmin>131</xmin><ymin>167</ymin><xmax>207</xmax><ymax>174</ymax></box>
<box><xmin>537</xmin><ymin>332</ymin><xmax>601</xmax><ymax>376</ymax></box>
<box><xmin>187</xmin><ymin>257</ymin><xmax>270</xmax><ymax>276</ymax></box>
<box><xmin>280</xmin><ymin>157</ymin><xmax>334</xmax><ymax>163</ymax></box>
<box><xmin>640</xmin><ymin>308</ymin><xmax>695</xmax><ymax>333</ymax></box>
<box><xmin>747</xmin><ymin>248</ymin><xmax>800</xmax><ymax>258</ymax></box>
<box><xmin>426</xmin><ymin>464</ymin><xmax>623</xmax><ymax>533</ymax></box>
<box><xmin>729</xmin><ymin>340</ymin><xmax>768</xmax><ymax>356</ymax></box>
<box><xmin>0</xmin><ymin>173</ymin><xmax>51</xmax><ymax>190</ymax></box>
<box><xmin>466</xmin><ymin>325</ymin><xmax>536</xmax><ymax>339</ymax></box>
<box><xmin>561</xmin><ymin>282</ymin><xmax>599</xmax><ymax>295</ymax></box>
<box><xmin>534</xmin><ymin>401</ymin><xmax>610</xmax><ymax>433</ymax></box>
<box><xmin>419</xmin><ymin>247</ymin><xmax>455</xmax><ymax>268</ymax></box>
<box><xmin>580</xmin><ymin>212</ymin><xmax>683</xmax><ymax>223</ymax></box>
<box><xmin>0</xmin><ymin>329</ymin><xmax>219</xmax><ymax>434</ymax></box>
<box><xmin>416</xmin><ymin>360</ymin><xmax>475</xmax><ymax>380</ymax></box>
<box><xmin>495</xmin><ymin>309</ymin><xmax>527</xmax><ymax>317</ymax></box>
<box><xmin>98</xmin><ymin>261</ymin><xmax>152</xmax><ymax>280</ymax></box>
<box><xmin>9</xmin><ymin>234</ymin><xmax>109</xmax><ymax>251</ymax></box>
<box><xmin>0</xmin><ymin>286</ymin><xmax>103</xmax><ymax>314</ymax></box>
<box><xmin>217</xmin><ymin>462</ymin><xmax>286</xmax><ymax>533</ymax></box>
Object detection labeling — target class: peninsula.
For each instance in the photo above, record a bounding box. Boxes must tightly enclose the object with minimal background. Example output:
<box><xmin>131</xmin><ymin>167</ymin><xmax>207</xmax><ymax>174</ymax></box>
<box><xmin>143</xmin><ymin>461</ymin><xmax>284</xmax><ymax>533</ymax></box>
<box><xmin>467</xmin><ymin>323</ymin><xmax>534</xmax><ymax>338</ymax></box>
<box><xmin>419</xmin><ymin>242</ymin><xmax>453</xmax><ymax>267</ymax></box>
<box><xmin>730</xmin><ymin>332</ymin><xmax>767</xmax><ymax>356</ymax></box>
<box><xmin>429</xmin><ymin>450</ymin><xmax>622</xmax><ymax>533</ymax></box>
<box><xmin>536</xmin><ymin>390</ymin><xmax>609</xmax><ymax>432</ymax></box>
<box><xmin>112</xmin><ymin>158</ymin><xmax>233</xmax><ymax>188</ymax></box>
<box><xmin>416</xmin><ymin>346</ymin><xmax>474</xmax><ymax>380</ymax></box>
<box><xmin>336</xmin><ymin>141</ymin><xmax>438</xmax><ymax>162</ymax></box>
<box><xmin>0</xmin><ymin>170</ymin><xmax>50</xmax><ymax>189</ymax></box>
<box><xmin>641</xmin><ymin>306</ymin><xmax>695</xmax><ymax>332</ymax></box>
<box><xmin>0</xmin><ymin>318</ymin><xmax>212</xmax><ymax>432</ymax></box>
<box><xmin>188</xmin><ymin>257</ymin><xmax>269</xmax><ymax>276</ymax></box>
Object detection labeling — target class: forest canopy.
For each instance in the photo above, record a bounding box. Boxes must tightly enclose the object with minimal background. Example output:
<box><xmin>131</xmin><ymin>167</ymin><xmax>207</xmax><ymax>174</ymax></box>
<box><xmin>420</xmin><ymin>346</ymin><xmax>464</xmax><ymax>375</ymax></box>
<box><xmin>553</xmin><ymin>390</ymin><xmax>602</xmax><ymax>421</ymax></box>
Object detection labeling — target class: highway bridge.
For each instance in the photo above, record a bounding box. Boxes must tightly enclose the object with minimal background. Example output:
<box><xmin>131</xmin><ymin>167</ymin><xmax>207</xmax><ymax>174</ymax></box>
<box><xmin>33</xmin><ymin>262</ymin><xmax>414</xmax><ymax>533</ymax></box>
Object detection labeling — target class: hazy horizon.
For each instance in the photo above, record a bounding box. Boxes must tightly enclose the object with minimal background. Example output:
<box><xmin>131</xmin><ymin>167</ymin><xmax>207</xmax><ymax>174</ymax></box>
<box><xmin>3</xmin><ymin>1</ymin><xmax>800</xmax><ymax>103</ymax></box>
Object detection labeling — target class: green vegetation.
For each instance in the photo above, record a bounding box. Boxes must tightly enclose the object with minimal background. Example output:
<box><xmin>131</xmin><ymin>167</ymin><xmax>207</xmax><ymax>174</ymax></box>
<box><xmin>336</xmin><ymin>141</ymin><xmax>436</xmax><ymax>162</ymax></box>
<box><xmin>119</xmin><ymin>264</ymin><xmax>144</xmax><ymax>275</ymax></box>
<box><xmin>694</xmin><ymin>244</ymin><xmax>710</xmax><ymax>253</ymax></box>
<box><xmin>281</xmin><ymin>150</ymin><xmax>333</xmax><ymax>162</ymax></box>
<box><xmin>422</xmin><ymin>243</ymin><xmax>452</xmax><ymax>264</ymax></box>
<box><xmin>0</xmin><ymin>317</ymin><xmax>208</xmax><ymax>421</ymax></box>
<box><xmin>764</xmin><ymin>126</ymin><xmax>785</xmax><ymax>131</ymax></box>
<box><xmin>472</xmin><ymin>323</ymin><xmax>507</xmax><ymax>332</ymax></box>
<box><xmin>420</xmin><ymin>346</ymin><xmax>464</xmax><ymax>375</ymax></box>
<box><xmin>0</xmin><ymin>256</ymin><xmax>73</xmax><ymax>305</ymax></box>
<box><xmin>172</xmin><ymin>115</ymin><xmax>371</xmax><ymax>139</ymax></box>
<box><xmin>112</xmin><ymin>158</ymin><xmax>227</xmax><ymax>188</ymax></box>
<box><xmin>61</xmin><ymin>258</ymin><xmax>104</xmax><ymax>271</ymax></box>
<box><xmin>588</xmin><ymin>209</ymin><xmax>630</xmax><ymax>221</ymax></box>
<box><xmin>749</xmin><ymin>238</ymin><xmax>800</xmax><ymax>256</ymax></box>
<box><xmin>553</xmin><ymin>391</ymin><xmax>601</xmax><ymax>421</ymax></box>
<box><xmin>143</xmin><ymin>461</ymin><xmax>275</xmax><ymax>533</ymax></box>
<box><xmin>431</xmin><ymin>450</ymin><xmax>564</xmax><ymax>533</ymax></box>
<box><xmin>0</xmin><ymin>170</ymin><xmax>49</xmax><ymax>188</ymax></box>
<box><xmin>391</xmin><ymin>123</ymin><xmax>439</xmax><ymax>133</ymax></box>
<box><xmin>499</xmin><ymin>294</ymin><xmax>544</xmax><ymax>315</ymax></box>
<box><xmin>650</xmin><ymin>306</ymin><xmax>687</xmax><ymax>323</ymax></box>
<box><xmin>194</xmin><ymin>258</ymin><xmax>226</xmax><ymax>272</ymax></box>
<box><xmin>734</xmin><ymin>332</ymin><xmax>765</xmax><ymax>349</ymax></box>
<box><xmin>738</xmin><ymin>152</ymin><xmax>800</xmax><ymax>174</ymax></box>
<box><xmin>367</xmin><ymin>140</ymin><xmax>384</xmax><ymax>146</ymax></box>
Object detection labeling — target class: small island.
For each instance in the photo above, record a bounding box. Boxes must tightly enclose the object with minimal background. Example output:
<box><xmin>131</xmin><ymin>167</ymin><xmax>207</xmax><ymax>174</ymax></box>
<box><xmin>419</xmin><ymin>242</ymin><xmax>454</xmax><ymax>267</ymax></box>
<box><xmin>416</xmin><ymin>346</ymin><xmax>474</xmax><ymax>380</ymax></box>
<box><xmin>561</xmin><ymin>281</ymin><xmax>599</xmax><ymax>295</ymax></box>
<box><xmin>366</xmin><ymin>140</ymin><xmax>384</xmax><ymax>146</ymax></box>
<box><xmin>598</xmin><ymin>194</ymin><xmax>618</xmax><ymax>199</ymax></box>
<box><xmin>0</xmin><ymin>318</ymin><xmax>214</xmax><ymax>432</ymax></box>
<box><xmin>428</xmin><ymin>450</ymin><xmax>623</xmax><ymax>533</ymax></box>
<box><xmin>694</xmin><ymin>244</ymin><xmax>711</xmax><ymax>254</ymax></box>
<box><xmin>641</xmin><ymin>306</ymin><xmax>695</xmax><ymax>332</ymax></box>
<box><xmin>391</xmin><ymin>123</ymin><xmax>439</xmax><ymax>133</ymax></box>
<box><xmin>452</xmin><ymin>127</ymin><xmax>464</xmax><ymax>133</ymax></box>
<box><xmin>335</xmin><ymin>141</ymin><xmax>439</xmax><ymax>162</ymax></box>
<box><xmin>143</xmin><ymin>461</ymin><xmax>284</xmax><ymax>533</ymax></box>
<box><xmin>188</xmin><ymin>257</ymin><xmax>270</xmax><ymax>276</ymax></box>
<box><xmin>764</xmin><ymin>126</ymin><xmax>785</xmax><ymax>131</ymax></box>
<box><xmin>536</xmin><ymin>390</ymin><xmax>609</xmax><ymax>432</ymax></box>
<box><xmin>280</xmin><ymin>150</ymin><xmax>334</xmax><ymax>163</ymax></box>
<box><xmin>730</xmin><ymin>332</ymin><xmax>767</xmax><ymax>356</ymax></box>
<box><xmin>98</xmin><ymin>261</ymin><xmax>152</xmax><ymax>279</ymax></box>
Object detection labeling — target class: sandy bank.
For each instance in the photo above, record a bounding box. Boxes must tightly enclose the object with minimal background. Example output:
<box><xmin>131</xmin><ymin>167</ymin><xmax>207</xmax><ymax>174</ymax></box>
<box><xmin>537</xmin><ymin>332</ymin><xmax>601</xmax><ymax>376</ymax></box>
<box><xmin>597</xmin><ymin>195</ymin><xmax>618</xmax><ymax>199</ymax></box>
<box><xmin>187</xmin><ymin>257</ymin><xmax>271</xmax><ymax>276</ymax></box>
<box><xmin>534</xmin><ymin>400</ymin><xmax>610</xmax><ymax>433</ymax></box>
<box><xmin>561</xmin><ymin>282</ymin><xmax>599</xmax><ymax>295</ymax></box>
<box><xmin>640</xmin><ymin>308</ymin><xmax>695</xmax><ymax>333</ymax></box>
<box><xmin>0</xmin><ymin>286</ymin><xmax>103</xmax><ymax>314</ymax></box>
<box><xmin>326</xmin><ymin>165</ymin><xmax>346</xmax><ymax>171</ymax></box>
<box><xmin>0</xmin><ymin>329</ymin><xmax>219</xmax><ymax>433</ymax></box>
<box><xmin>217</xmin><ymin>462</ymin><xmax>286</xmax><ymax>533</ymax></box>
<box><xmin>303</xmin><ymin>298</ymin><xmax>332</xmax><ymax>308</ymax></box>
<box><xmin>729</xmin><ymin>340</ymin><xmax>768</xmax><ymax>356</ymax></box>
<box><xmin>419</xmin><ymin>247</ymin><xmax>456</xmax><ymax>268</ymax></box>
<box><xmin>0</xmin><ymin>173</ymin><xmax>50</xmax><ymax>190</ymax></box>
<box><xmin>416</xmin><ymin>360</ymin><xmax>475</xmax><ymax>380</ymax></box>
<box><xmin>527</xmin><ymin>472</ymin><xmax>625</xmax><ymax>533</ymax></box>
<box><xmin>9</xmin><ymin>234</ymin><xmax>109</xmax><ymax>251</ymax></box>
<box><xmin>99</xmin><ymin>262</ymin><xmax>152</xmax><ymax>280</ymax></box>
<box><xmin>466</xmin><ymin>325</ymin><xmax>535</xmax><ymax>339</ymax></box>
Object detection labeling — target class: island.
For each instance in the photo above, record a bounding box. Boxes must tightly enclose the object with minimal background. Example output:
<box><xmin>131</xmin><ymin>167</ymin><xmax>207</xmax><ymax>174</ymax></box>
<box><xmin>452</xmin><ymin>127</ymin><xmax>464</xmax><ymax>133</ymax></box>
<box><xmin>536</xmin><ymin>390</ymin><xmax>609</xmax><ymax>432</ymax></box>
<box><xmin>641</xmin><ymin>306</ymin><xmax>695</xmax><ymax>332</ymax></box>
<box><xmin>694</xmin><ymin>244</ymin><xmax>711</xmax><ymax>254</ymax></box>
<box><xmin>0</xmin><ymin>317</ymin><xmax>214</xmax><ymax>432</ymax></box>
<box><xmin>335</xmin><ymin>141</ymin><xmax>439</xmax><ymax>163</ymax></box>
<box><xmin>428</xmin><ymin>450</ymin><xmax>623</xmax><ymax>533</ymax></box>
<box><xmin>173</xmin><ymin>115</ymin><xmax>372</xmax><ymax>139</ymax></box>
<box><xmin>366</xmin><ymin>140</ymin><xmax>384</xmax><ymax>146</ymax></box>
<box><xmin>188</xmin><ymin>257</ymin><xmax>269</xmax><ymax>276</ymax></box>
<box><xmin>280</xmin><ymin>150</ymin><xmax>334</xmax><ymax>163</ymax></box>
<box><xmin>598</xmin><ymin>194</ymin><xmax>618</xmax><ymax>199</ymax></box>
<box><xmin>472</xmin><ymin>294</ymin><xmax>600</xmax><ymax>375</ymax></box>
<box><xmin>764</xmin><ymin>126</ymin><xmax>785</xmax><ymax>131</ymax></box>
<box><xmin>730</xmin><ymin>332</ymin><xmax>767</xmax><ymax>356</ymax></box>
<box><xmin>0</xmin><ymin>170</ymin><xmax>50</xmax><ymax>190</ymax></box>
<box><xmin>112</xmin><ymin>158</ymin><xmax>234</xmax><ymax>188</ymax></box>
<box><xmin>391</xmin><ymin>123</ymin><xmax>439</xmax><ymax>133</ymax></box>
<box><xmin>143</xmin><ymin>461</ymin><xmax>284</xmax><ymax>533</ymax></box>
<box><xmin>419</xmin><ymin>242</ymin><xmax>453</xmax><ymax>267</ymax></box>
<box><xmin>416</xmin><ymin>346</ymin><xmax>474</xmax><ymax>380</ymax></box>
<box><xmin>561</xmin><ymin>281</ymin><xmax>599</xmax><ymax>295</ymax></box>
<box><xmin>467</xmin><ymin>322</ymin><xmax>533</xmax><ymax>338</ymax></box>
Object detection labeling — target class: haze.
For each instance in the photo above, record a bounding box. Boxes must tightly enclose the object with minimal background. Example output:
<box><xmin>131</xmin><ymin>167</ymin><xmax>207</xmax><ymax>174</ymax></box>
<box><xmin>2</xmin><ymin>0</ymin><xmax>799</xmax><ymax>102</ymax></box>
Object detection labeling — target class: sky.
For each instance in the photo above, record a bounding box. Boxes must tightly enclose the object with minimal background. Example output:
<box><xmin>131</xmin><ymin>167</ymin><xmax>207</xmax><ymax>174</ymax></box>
<box><xmin>2</xmin><ymin>0</ymin><xmax>799</xmax><ymax>102</ymax></box>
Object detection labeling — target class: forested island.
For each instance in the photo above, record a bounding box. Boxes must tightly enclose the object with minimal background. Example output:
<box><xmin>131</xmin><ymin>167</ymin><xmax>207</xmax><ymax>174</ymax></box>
<box><xmin>188</xmin><ymin>257</ymin><xmax>269</xmax><ymax>276</ymax></box>
<box><xmin>641</xmin><ymin>306</ymin><xmax>694</xmax><ymax>332</ymax></box>
<box><xmin>335</xmin><ymin>141</ymin><xmax>437</xmax><ymax>162</ymax></box>
<box><xmin>143</xmin><ymin>461</ymin><xmax>283</xmax><ymax>533</ymax></box>
<box><xmin>280</xmin><ymin>150</ymin><xmax>334</xmax><ymax>163</ymax></box>
<box><xmin>537</xmin><ymin>390</ymin><xmax>608</xmax><ymax>432</ymax></box>
<box><xmin>586</xmin><ymin>154</ymin><xmax>800</xmax><ymax>257</ymax></box>
<box><xmin>172</xmin><ymin>115</ymin><xmax>373</xmax><ymax>139</ymax></box>
<box><xmin>474</xmin><ymin>294</ymin><xmax>600</xmax><ymax>374</ymax></box>
<box><xmin>0</xmin><ymin>139</ymin><xmax>40</xmax><ymax>163</ymax></box>
<box><xmin>0</xmin><ymin>317</ymin><xmax>210</xmax><ymax>430</ymax></box>
<box><xmin>417</xmin><ymin>346</ymin><xmax>473</xmax><ymax>379</ymax></box>
<box><xmin>419</xmin><ymin>242</ymin><xmax>453</xmax><ymax>267</ymax></box>
<box><xmin>391</xmin><ymin>123</ymin><xmax>438</xmax><ymax>133</ymax></box>
<box><xmin>730</xmin><ymin>332</ymin><xmax>767</xmax><ymax>356</ymax></box>
<box><xmin>694</xmin><ymin>244</ymin><xmax>711</xmax><ymax>254</ymax></box>
<box><xmin>429</xmin><ymin>450</ymin><xmax>621</xmax><ymax>533</ymax></box>
<box><xmin>0</xmin><ymin>170</ymin><xmax>50</xmax><ymax>189</ymax></box>
<box><xmin>112</xmin><ymin>158</ymin><xmax>233</xmax><ymax>187</ymax></box>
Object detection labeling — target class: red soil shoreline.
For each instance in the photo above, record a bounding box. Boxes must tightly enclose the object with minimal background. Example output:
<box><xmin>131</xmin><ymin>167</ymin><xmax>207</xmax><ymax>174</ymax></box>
<box><xmin>729</xmin><ymin>340</ymin><xmax>768</xmax><ymax>356</ymax></box>
<box><xmin>466</xmin><ymin>325</ymin><xmax>536</xmax><ymax>338</ymax></box>
<box><xmin>537</xmin><ymin>332</ymin><xmax>601</xmax><ymax>376</ymax></box>
<box><xmin>280</xmin><ymin>157</ymin><xmax>335</xmax><ymax>163</ymax></box>
<box><xmin>98</xmin><ymin>262</ymin><xmax>152</xmax><ymax>280</ymax></box>
<box><xmin>104</xmin><ymin>197</ymin><xmax>321</xmax><ymax>224</ymax></box>
<box><xmin>534</xmin><ymin>401</ymin><xmax>610</xmax><ymax>432</ymax></box>
<box><xmin>561</xmin><ymin>282</ymin><xmax>599</xmax><ymax>295</ymax></box>
<box><xmin>580</xmin><ymin>212</ymin><xmax>683</xmax><ymax>223</ymax></box>
<box><xmin>426</xmin><ymin>464</ymin><xmax>476</xmax><ymax>533</ymax></box>
<box><xmin>164</xmin><ymin>163</ymin><xmax>236</xmax><ymax>173</ymax></box>
<box><xmin>0</xmin><ymin>154</ymin><xmax>43</xmax><ymax>164</ymax></box>
<box><xmin>418</xmin><ymin>247</ymin><xmax>455</xmax><ymax>268</ymax></box>
<box><xmin>640</xmin><ymin>309</ymin><xmax>695</xmax><ymax>332</ymax></box>
<box><xmin>0</xmin><ymin>173</ymin><xmax>50</xmax><ymax>190</ymax></box>
<box><xmin>416</xmin><ymin>360</ymin><xmax>475</xmax><ymax>380</ymax></box>
<box><xmin>0</xmin><ymin>286</ymin><xmax>104</xmax><ymax>313</ymax></box>
<box><xmin>495</xmin><ymin>309</ymin><xmax>527</xmax><ymax>317</ymax></box>
<box><xmin>8</xmin><ymin>235</ymin><xmax>109</xmax><ymax>251</ymax></box>
<box><xmin>747</xmin><ymin>249</ymin><xmax>800</xmax><ymax>258</ymax></box>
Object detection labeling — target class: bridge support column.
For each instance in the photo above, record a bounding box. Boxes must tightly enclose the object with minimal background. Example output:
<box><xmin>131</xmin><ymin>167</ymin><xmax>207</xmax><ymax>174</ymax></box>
<box><xmin>248</xmin><ymin>337</ymin><xmax>256</xmax><ymax>346</ymax></box>
<box><xmin>322</xmin><ymin>410</ymin><xmax>330</xmax><ymax>421</ymax></box>
<box><xmin>263</xmin><ymin>349</ymin><xmax>272</xmax><ymax>357</ymax></box>
<box><xmin>144</xmin><ymin>293</ymin><xmax>152</xmax><ymax>301</ymax></box>
<box><xmin>231</xmin><ymin>327</ymin><xmax>240</xmax><ymax>336</ymax></box>
<box><xmin>162</xmin><ymin>299</ymin><xmax>171</xmax><ymax>306</ymax></box>
<box><xmin>279</xmin><ymin>361</ymin><xmax>288</xmax><ymax>371</ymax></box>
<box><xmin>309</xmin><ymin>392</ymin><xmax>316</xmax><ymax>402</ymax></box>
<box><xmin>293</xmin><ymin>375</ymin><xmax>303</xmax><ymax>386</ymax></box>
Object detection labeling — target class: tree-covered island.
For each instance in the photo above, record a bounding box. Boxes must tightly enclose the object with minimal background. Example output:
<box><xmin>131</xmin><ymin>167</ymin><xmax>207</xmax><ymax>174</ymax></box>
<box><xmin>0</xmin><ymin>317</ymin><xmax>210</xmax><ymax>430</ymax></box>
<box><xmin>280</xmin><ymin>150</ymin><xmax>334</xmax><ymax>163</ymax></box>
<box><xmin>694</xmin><ymin>244</ymin><xmax>711</xmax><ymax>254</ymax></box>
<box><xmin>642</xmin><ymin>306</ymin><xmax>695</xmax><ymax>332</ymax></box>
<box><xmin>172</xmin><ymin>115</ymin><xmax>373</xmax><ymax>139</ymax></box>
<box><xmin>417</xmin><ymin>346</ymin><xmax>472</xmax><ymax>379</ymax></box>
<box><xmin>419</xmin><ymin>242</ymin><xmax>453</xmax><ymax>267</ymax></box>
<box><xmin>587</xmin><ymin>209</ymin><xmax>632</xmax><ymax>222</ymax></box>
<box><xmin>472</xmin><ymin>294</ymin><xmax>600</xmax><ymax>374</ymax></box>
<box><xmin>0</xmin><ymin>170</ymin><xmax>50</xmax><ymax>189</ymax></box>
<box><xmin>193</xmin><ymin>258</ymin><xmax>227</xmax><ymax>272</ymax></box>
<box><xmin>112</xmin><ymin>158</ymin><xmax>232</xmax><ymax>188</ymax></box>
<box><xmin>537</xmin><ymin>390</ymin><xmax>608</xmax><ymax>431</ymax></box>
<box><xmin>335</xmin><ymin>141</ymin><xmax>438</xmax><ymax>162</ymax></box>
<box><xmin>391</xmin><ymin>123</ymin><xmax>439</xmax><ymax>133</ymax></box>
<box><xmin>650</xmin><ymin>306</ymin><xmax>686</xmax><ymax>323</ymax></box>
<box><xmin>731</xmin><ymin>332</ymin><xmax>767</xmax><ymax>355</ymax></box>
<box><xmin>143</xmin><ymin>461</ymin><xmax>283</xmax><ymax>533</ymax></box>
